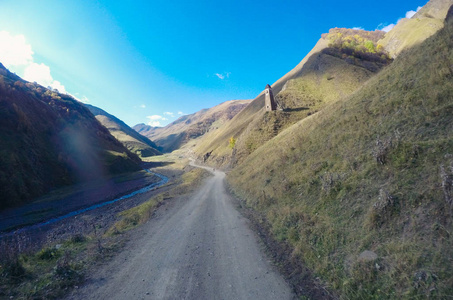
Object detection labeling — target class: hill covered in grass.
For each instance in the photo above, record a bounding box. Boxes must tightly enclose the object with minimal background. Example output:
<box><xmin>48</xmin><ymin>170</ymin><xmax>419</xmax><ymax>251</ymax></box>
<box><xmin>227</xmin><ymin>6</ymin><xmax>453</xmax><ymax>298</ymax></box>
<box><xmin>195</xmin><ymin>28</ymin><xmax>391</xmax><ymax>168</ymax></box>
<box><xmin>133</xmin><ymin>99</ymin><xmax>250</xmax><ymax>152</ymax></box>
<box><xmin>85</xmin><ymin>104</ymin><xmax>161</xmax><ymax>158</ymax></box>
<box><xmin>0</xmin><ymin>64</ymin><xmax>142</xmax><ymax>210</ymax></box>
<box><xmin>379</xmin><ymin>0</ymin><xmax>451</xmax><ymax>58</ymax></box>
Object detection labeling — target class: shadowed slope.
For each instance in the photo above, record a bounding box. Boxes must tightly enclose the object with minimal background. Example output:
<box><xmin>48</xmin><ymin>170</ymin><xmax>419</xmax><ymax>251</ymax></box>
<box><xmin>85</xmin><ymin>104</ymin><xmax>161</xmax><ymax>158</ymax></box>
<box><xmin>0</xmin><ymin>65</ymin><xmax>141</xmax><ymax>210</ymax></box>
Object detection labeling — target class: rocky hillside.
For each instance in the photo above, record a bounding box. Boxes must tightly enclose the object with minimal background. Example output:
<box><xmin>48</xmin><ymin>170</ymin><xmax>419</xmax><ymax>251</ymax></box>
<box><xmin>85</xmin><ymin>104</ymin><xmax>161</xmax><ymax>158</ymax></box>
<box><xmin>227</xmin><ymin>3</ymin><xmax>453</xmax><ymax>298</ymax></box>
<box><xmin>134</xmin><ymin>99</ymin><xmax>250</xmax><ymax>152</ymax></box>
<box><xmin>0</xmin><ymin>64</ymin><xmax>141</xmax><ymax>210</ymax></box>
<box><xmin>195</xmin><ymin>28</ymin><xmax>391</xmax><ymax>167</ymax></box>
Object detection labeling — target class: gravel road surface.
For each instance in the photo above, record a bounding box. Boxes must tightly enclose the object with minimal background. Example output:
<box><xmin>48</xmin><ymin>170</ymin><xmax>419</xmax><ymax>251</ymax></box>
<box><xmin>68</xmin><ymin>166</ymin><xmax>295</xmax><ymax>300</ymax></box>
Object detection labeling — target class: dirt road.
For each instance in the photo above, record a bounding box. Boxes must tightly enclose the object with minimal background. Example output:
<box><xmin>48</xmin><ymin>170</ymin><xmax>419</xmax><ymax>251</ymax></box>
<box><xmin>68</xmin><ymin>166</ymin><xmax>295</xmax><ymax>300</ymax></box>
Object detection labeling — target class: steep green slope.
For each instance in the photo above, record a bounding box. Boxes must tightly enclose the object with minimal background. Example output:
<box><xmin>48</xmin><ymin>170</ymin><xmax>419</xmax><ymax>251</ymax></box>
<box><xmin>196</xmin><ymin>29</ymin><xmax>390</xmax><ymax>168</ymax></box>
<box><xmin>228</xmin><ymin>13</ymin><xmax>453</xmax><ymax>299</ymax></box>
<box><xmin>379</xmin><ymin>0</ymin><xmax>451</xmax><ymax>57</ymax></box>
<box><xmin>85</xmin><ymin>104</ymin><xmax>161</xmax><ymax>158</ymax></box>
<box><xmin>134</xmin><ymin>99</ymin><xmax>250</xmax><ymax>152</ymax></box>
<box><xmin>0</xmin><ymin>65</ymin><xmax>141</xmax><ymax>210</ymax></box>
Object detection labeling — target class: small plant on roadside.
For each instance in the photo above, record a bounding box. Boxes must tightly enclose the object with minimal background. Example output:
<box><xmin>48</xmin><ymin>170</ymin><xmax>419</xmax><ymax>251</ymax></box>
<box><xmin>70</xmin><ymin>234</ymin><xmax>87</xmax><ymax>244</ymax></box>
<box><xmin>37</xmin><ymin>246</ymin><xmax>61</xmax><ymax>260</ymax></box>
<box><xmin>0</xmin><ymin>257</ymin><xmax>26</xmax><ymax>284</ymax></box>
<box><xmin>229</xmin><ymin>136</ymin><xmax>237</xmax><ymax>149</ymax></box>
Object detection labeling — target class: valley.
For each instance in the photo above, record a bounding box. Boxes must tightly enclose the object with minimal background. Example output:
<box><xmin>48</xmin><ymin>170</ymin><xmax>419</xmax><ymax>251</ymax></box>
<box><xmin>1</xmin><ymin>0</ymin><xmax>453</xmax><ymax>299</ymax></box>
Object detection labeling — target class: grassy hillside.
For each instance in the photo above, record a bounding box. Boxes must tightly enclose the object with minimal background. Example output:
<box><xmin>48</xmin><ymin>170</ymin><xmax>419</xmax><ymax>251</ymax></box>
<box><xmin>133</xmin><ymin>99</ymin><xmax>250</xmax><ymax>152</ymax></box>
<box><xmin>85</xmin><ymin>104</ymin><xmax>161</xmax><ymax>158</ymax></box>
<box><xmin>0</xmin><ymin>65</ymin><xmax>141</xmax><ymax>210</ymax></box>
<box><xmin>196</xmin><ymin>29</ymin><xmax>390</xmax><ymax>168</ymax></box>
<box><xmin>227</xmin><ymin>14</ymin><xmax>453</xmax><ymax>299</ymax></box>
<box><xmin>379</xmin><ymin>0</ymin><xmax>451</xmax><ymax>58</ymax></box>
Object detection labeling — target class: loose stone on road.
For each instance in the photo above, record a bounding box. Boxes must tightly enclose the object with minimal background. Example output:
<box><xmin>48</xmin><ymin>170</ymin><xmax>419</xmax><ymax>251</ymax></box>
<box><xmin>67</xmin><ymin>166</ymin><xmax>295</xmax><ymax>299</ymax></box>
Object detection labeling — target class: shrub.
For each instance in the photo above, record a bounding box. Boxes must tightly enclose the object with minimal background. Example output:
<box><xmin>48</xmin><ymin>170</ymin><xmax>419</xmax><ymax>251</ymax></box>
<box><xmin>37</xmin><ymin>246</ymin><xmax>61</xmax><ymax>260</ymax></box>
<box><xmin>0</xmin><ymin>258</ymin><xmax>26</xmax><ymax>283</ymax></box>
<box><xmin>229</xmin><ymin>136</ymin><xmax>237</xmax><ymax>149</ymax></box>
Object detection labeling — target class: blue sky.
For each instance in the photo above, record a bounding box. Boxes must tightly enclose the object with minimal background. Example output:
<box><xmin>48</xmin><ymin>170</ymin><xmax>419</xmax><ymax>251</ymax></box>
<box><xmin>0</xmin><ymin>0</ymin><xmax>427</xmax><ymax>127</ymax></box>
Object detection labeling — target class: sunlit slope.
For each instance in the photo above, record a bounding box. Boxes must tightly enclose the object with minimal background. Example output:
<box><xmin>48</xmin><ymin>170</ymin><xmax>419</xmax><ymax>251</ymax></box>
<box><xmin>196</xmin><ymin>30</ymin><xmax>389</xmax><ymax>167</ymax></box>
<box><xmin>86</xmin><ymin>104</ymin><xmax>161</xmax><ymax>158</ymax></box>
<box><xmin>0</xmin><ymin>65</ymin><xmax>141</xmax><ymax>209</ymax></box>
<box><xmin>134</xmin><ymin>99</ymin><xmax>250</xmax><ymax>152</ymax></box>
<box><xmin>228</xmin><ymin>15</ymin><xmax>453</xmax><ymax>298</ymax></box>
<box><xmin>379</xmin><ymin>0</ymin><xmax>452</xmax><ymax>57</ymax></box>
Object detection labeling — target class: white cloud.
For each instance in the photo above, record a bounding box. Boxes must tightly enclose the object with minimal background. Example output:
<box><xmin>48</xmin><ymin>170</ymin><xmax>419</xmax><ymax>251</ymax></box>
<box><xmin>163</xmin><ymin>111</ymin><xmax>174</xmax><ymax>117</ymax></box>
<box><xmin>0</xmin><ymin>31</ymin><xmax>66</xmax><ymax>93</ymax></box>
<box><xmin>214</xmin><ymin>72</ymin><xmax>231</xmax><ymax>80</ymax></box>
<box><xmin>352</xmin><ymin>27</ymin><xmax>364</xmax><ymax>30</ymax></box>
<box><xmin>140</xmin><ymin>104</ymin><xmax>146</xmax><ymax>108</ymax></box>
<box><xmin>379</xmin><ymin>23</ymin><xmax>396</xmax><ymax>32</ymax></box>
<box><xmin>147</xmin><ymin>115</ymin><xmax>163</xmax><ymax>121</ymax></box>
<box><xmin>0</xmin><ymin>31</ymin><xmax>33</xmax><ymax>67</ymax></box>
<box><xmin>24</xmin><ymin>62</ymin><xmax>52</xmax><ymax>86</ymax></box>
<box><xmin>406</xmin><ymin>6</ymin><xmax>422</xmax><ymax>19</ymax></box>
<box><xmin>80</xmin><ymin>96</ymin><xmax>89</xmax><ymax>103</ymax></box>
<box><xmin>177</xmin><ymin>111</ymin><xmax>184</xmax><ymax>115</ymax></box>
<box><xmin>50</xmin><ymin>80</ymin><xmax>66</xmax><ymax>93</ymax></box>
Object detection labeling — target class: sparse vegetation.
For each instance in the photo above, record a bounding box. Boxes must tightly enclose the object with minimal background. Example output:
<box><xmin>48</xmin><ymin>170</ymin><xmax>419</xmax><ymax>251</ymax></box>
<box><xmin>108</xmin><ymin>167</ymin><xmax>209</xmax><ymax>234</ymax></box>
<box><xmin>0</xmin><ymin>234</ymin><xmax>87</xmax><ymax>299</ymax></box>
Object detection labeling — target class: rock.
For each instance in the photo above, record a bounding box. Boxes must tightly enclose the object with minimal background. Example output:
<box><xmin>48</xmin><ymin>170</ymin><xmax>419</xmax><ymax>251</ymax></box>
<box><xmin>446</xmin><ymin>4</ymin><xmax>453</xmax><ymax>25</ymax></box>
<box><xmin>358</xmin><ymin>250</ymin><xmax>378</xmax><ymax>262</ymax></box>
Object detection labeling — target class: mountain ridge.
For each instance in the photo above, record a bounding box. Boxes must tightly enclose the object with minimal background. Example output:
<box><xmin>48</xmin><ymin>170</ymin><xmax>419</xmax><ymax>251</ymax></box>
<box><xmin>133</xmin><ymin>99</ymin><xmax>251</xmax><ymax>152</ymax></box>
<box><xmin>85</xmin><ymin>104</ymin><xmax>161</xmax><ymax>158</ymax></box>
<box><xmin>0</xmin><ymin>64</ymin><xmax>141</xmax><ymax>209</ymax></box>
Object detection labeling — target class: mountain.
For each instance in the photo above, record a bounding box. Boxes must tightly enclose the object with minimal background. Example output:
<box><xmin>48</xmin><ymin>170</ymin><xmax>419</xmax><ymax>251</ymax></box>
<box><xmin>226</xmin><ymin>3</ymin><xmax>453</xmax><ymax>298</ymax></box>
<box><xmin>378</xmin><ymin>0</ymin><xmax>452</xmax><ymax>57</ymax></box>
<box><xmin>0</xmin><ymin>64</ymin><xmax>141</xmax><ymax>210</ymax></box>
<box><xmin>195</xmin><ymin>28</ymin><xmax>391</xmax><ymax>167</ymax></box>
<box><xmin>85</xmin><ymin>104</ymin><xmax>161</xmax><ymax>158</ymax></box>
<box><xmin>133</xmin><ymin>99</ymin><xmax>250</xmax><ymax>153</ymax></box>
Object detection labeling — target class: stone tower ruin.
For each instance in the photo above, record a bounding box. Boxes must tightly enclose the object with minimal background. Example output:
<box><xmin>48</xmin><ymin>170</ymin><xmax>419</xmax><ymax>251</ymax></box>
<box><xmin>264</xmin><ymin>84</ymin><xmax>277</xmax><ymax>111</ymax></box>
